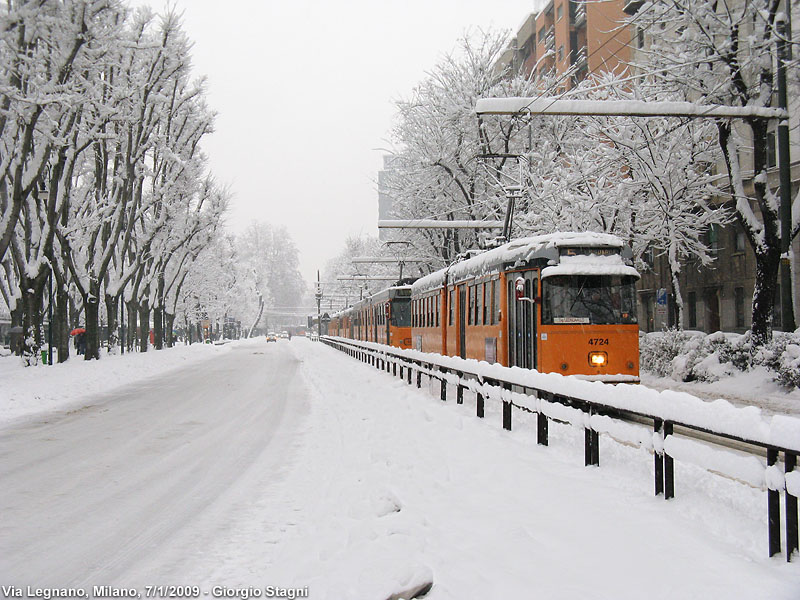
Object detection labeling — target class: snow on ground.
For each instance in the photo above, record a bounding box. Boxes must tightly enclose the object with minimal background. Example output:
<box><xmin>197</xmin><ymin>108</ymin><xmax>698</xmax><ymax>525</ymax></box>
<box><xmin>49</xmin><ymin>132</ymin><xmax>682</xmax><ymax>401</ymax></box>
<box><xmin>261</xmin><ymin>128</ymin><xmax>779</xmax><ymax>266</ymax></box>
<box><xmin>641</xmin><ymin>367</ymin><xmax>800</xmax><ymax>418</ymax></box>
<box><xmin>2</xmin><ymin>338</ymin><xmax>800</xmax><ymax>598</ymax></box>
<box><xmin>192</xmin><ymin>340</ymin><xmax>799</xmax><ymax>599</ymax></box>
<box><xmin>0</xmin><ymin>341</ymin><xmax>232</xmax><ymax>425</ymax></box>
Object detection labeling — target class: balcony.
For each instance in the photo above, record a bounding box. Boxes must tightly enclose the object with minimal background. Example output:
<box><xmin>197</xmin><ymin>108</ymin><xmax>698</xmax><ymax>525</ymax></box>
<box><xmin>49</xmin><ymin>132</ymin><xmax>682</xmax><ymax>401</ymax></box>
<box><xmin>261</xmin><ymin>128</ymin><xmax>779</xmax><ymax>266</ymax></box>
<box><xmin>572</xmin><ymin>2</ymin><xmax>586</xmax><ymax>27</ymax></box>
<box><xmin>572</xmin><ymin>46</ymin><xmax>588</xmax><ymax>69</ymax></box>
<box><xmin>623</xmin><ymin>0</ymin><xmax>645</xmax><ymax>15</ymax></box>
<box><xmin>545</xmin><ymin>28</ymin><xmax>555</xmax><ymax>51</ymax></box>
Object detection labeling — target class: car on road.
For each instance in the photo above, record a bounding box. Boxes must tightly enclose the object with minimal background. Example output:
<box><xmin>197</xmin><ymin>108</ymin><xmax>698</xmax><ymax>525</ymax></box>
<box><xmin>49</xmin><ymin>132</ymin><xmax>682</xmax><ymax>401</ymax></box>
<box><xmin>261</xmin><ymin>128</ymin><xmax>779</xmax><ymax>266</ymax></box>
<box><xmin>266</xmin><ymin>332</ymin><xmax>278</xmax><ymax>342</ymax></box>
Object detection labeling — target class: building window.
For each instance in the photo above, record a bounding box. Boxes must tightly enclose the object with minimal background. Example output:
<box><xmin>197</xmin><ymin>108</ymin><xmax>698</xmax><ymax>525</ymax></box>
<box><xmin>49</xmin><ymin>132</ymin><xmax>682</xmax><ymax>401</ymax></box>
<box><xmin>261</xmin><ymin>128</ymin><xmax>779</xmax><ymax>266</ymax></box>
<box><xmin>707</xmin><ymin>224</ymin><xmax>720</xmax><ymax>255</ymax></box>
<box><xmin>735</xmin><ymin>287</ymin><xmax>745</xmax><ymax>328</ymax></box>
<box><xmin>733</xmin><ymin>228</ymin><xmax>747</xmax><ymax>252</ymax></box>
<box><xmin>538</xmin><ymin>25</ymin><xmax>546</xmax><ymax>44</ymax></box>
<box><xmin>643</xmin><ymin>246</ymin><xmax>655</xmax><ymax>270</ymax></box>
<box><xmin>688</xmin><ymin>291</ymin><xmax>697</xmax><ymax>329</ymax></box>
<box><xmin>767</xmin><ymin>130</ymin><xmax>777</xmax><ymax>168</ymax></box>
<box><xmin>637</xmin><ymin>26</ymin><xmax>645</xmax><ymax>49</ymax></box>
<box><xmin>556</xmin><ymin>3</ymin><xmax>563</xmax><ymax>21</ymax></box>
<box><xmin>558</xmin><ymin>45</ymin><xmax>564</xmax><ymax>62</ymax></box>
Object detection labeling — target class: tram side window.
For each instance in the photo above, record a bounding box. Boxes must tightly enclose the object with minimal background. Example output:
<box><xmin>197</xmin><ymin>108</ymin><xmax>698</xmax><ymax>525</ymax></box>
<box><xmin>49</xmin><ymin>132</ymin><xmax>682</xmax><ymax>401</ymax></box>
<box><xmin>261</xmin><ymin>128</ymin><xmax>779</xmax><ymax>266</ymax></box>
<box><xmin>489</xmin><ymin>279</ymin><xmax>496</xmax><ymax>325</ymax></box>
<box><xmin>476</xmin><ymin>283</ymin><xmax>483</xmax><ymax>326</ymax></box>
<box><xmin>426</xmin><ymin>296</ymin><xmax>431</xmax><ymax>327</ymax></box>
<box><xmin>449</xmin><ymin>289</ymin><xmax>454</xmax><ymax>326</ymax></box>
<box><xmin>468</xmin><ymin>286</ymin><xmax>474</xmax><ymax>325</ymax></box>
<box><xmin>494</xmin><ymin>278</ymin><xmax>501</xmax><ymax>323</ymax></box>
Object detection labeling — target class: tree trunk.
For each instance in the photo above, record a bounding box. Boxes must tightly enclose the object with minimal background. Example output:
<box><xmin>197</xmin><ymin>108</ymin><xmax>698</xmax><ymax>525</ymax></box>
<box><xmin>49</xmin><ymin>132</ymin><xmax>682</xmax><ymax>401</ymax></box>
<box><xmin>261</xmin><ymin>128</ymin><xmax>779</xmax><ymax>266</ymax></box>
<box><xmin>668</xmin><ymin>241</ymin><xmax>684</xmax><ymax>329</ymax></box>
<box><xmin>55</xmin><ymin>284</ymin><xmax>69</xmax><ymax>363</ymax></box>
<box><xmin>105</xmin><ymin>293</ymin><xmax>119</xmax><ymax>354</ymax></box>
<box><xmin>21</xmin><ymin>283</ymin><xmax>44</xmax><ymax>365</ymax></box>
<box><xmin>165</xmin><ymin>312</ymin><xmax>175</xmax><ymax>347</ymax></box>
<box><xmin>138</xmin><ymin>301</ymin><xmax>150</xmax><ymax>352</ymax></box>
<box><xmin>153</xmin><ymin>304</ymin><xmax>163</xmax><ymax>350</ymax></box>
<box><xmin>10</xmin><ymin>303</ymin><xmax>23</xmax><ymax>356</ymax></box>
<box><xmin>154</xmin><ymin>274</ymin><xmax>164</xmax><ymax>350</ymax></box>
<box><xmin>752</xmin><ymin>245</ymin><xmax>781</xmax><ymax>346</ymax></box>
<box><xmin>126</xmin><ymin>300</ymin><xmax>138</xmax><ymax>352</ymax></box>
<box><xmin>84</xmin><ymin>291</ymin><xmax>101</xmax><ymax>360</ymax></box>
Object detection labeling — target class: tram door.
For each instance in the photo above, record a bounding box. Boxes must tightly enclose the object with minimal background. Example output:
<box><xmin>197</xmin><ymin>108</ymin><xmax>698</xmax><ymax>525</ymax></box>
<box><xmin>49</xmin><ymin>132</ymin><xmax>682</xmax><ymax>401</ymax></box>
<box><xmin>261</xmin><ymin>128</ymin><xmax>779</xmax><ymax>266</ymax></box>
<box><xmin>458</xmin><ymin>286</ymin><xmax>467</xmax><ymax>359</ymax></box>
<box><xmin>507</xmin><ymin>271</ymin><xmax>538</xmax><ymax>369</ymax></box>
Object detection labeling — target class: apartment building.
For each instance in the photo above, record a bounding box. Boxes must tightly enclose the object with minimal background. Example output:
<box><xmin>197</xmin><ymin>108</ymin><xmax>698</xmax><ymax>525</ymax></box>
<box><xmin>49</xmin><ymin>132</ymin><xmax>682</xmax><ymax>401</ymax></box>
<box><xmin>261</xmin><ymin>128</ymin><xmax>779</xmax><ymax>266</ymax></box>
<box><xmin>495</xmin><ymin>0</ymin><xmax>631</xmax><ymax>89</ymax></box>
<box><xmin>624</xmin><ymin>1</ymin><xmax>800</xmax><ymax>334</ymax></box>
<box><xmin>498</xmin><ymin>1</ymin><xmax>800</xmax><ymax>335</ymax></box>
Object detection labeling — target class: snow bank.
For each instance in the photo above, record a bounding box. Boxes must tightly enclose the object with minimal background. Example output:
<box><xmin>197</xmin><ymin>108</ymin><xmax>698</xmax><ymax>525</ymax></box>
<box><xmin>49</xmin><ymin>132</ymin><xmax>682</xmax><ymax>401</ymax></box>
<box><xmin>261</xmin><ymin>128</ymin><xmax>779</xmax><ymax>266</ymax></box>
<box><xmin>0</xmin><ymin>341</ymin><xmax>233</xmax><ymax>425</ymax></box>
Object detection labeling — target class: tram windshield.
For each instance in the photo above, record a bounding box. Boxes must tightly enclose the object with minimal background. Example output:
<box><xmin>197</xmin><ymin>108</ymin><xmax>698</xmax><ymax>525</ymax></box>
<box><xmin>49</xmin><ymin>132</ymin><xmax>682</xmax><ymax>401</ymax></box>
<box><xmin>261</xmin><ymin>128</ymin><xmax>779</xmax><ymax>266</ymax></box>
<box><xmin>543</xmin><ymin>275</ymin><xmax>638</xmax><ymax>325</ymax></box>
<box><xmin>391</xmin><ymin>298</ymin><xmax>411</xmax><ymax>327</ymax></box>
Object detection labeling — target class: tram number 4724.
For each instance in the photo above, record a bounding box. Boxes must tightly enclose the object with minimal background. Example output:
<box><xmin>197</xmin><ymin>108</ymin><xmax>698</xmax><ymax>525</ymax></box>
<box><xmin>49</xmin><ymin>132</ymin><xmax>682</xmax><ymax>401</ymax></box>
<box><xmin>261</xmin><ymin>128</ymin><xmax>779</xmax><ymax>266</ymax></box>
<box><xmin>588</xmin><ymin>338</ymin><xmax>609</xmax><ymax>346</ymax></box>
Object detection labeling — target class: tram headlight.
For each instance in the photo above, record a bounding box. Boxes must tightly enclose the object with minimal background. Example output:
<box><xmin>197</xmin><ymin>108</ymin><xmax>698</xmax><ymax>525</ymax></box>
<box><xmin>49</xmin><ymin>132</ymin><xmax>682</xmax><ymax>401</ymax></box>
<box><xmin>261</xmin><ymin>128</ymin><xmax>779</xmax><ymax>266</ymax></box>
<box><xmin>588</xmin><ymin>351</ymin><xmax>608</xmax><ymax>367</ymax></box>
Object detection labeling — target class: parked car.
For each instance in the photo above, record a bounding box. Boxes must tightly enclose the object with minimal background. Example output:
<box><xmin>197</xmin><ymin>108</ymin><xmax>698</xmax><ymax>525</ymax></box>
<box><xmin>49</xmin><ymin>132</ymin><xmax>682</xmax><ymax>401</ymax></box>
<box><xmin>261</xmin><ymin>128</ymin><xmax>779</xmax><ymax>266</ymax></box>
<box><xmin>266</xmin><ymin>332</ymin><xmax>278</xmax><ymax>342</ymax></box>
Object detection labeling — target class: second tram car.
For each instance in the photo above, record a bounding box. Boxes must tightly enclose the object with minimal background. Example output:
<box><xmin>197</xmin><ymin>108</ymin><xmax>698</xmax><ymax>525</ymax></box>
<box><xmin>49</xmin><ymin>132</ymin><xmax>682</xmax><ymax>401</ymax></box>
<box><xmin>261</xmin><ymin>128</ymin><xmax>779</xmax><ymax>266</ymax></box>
<box><xmin>410</xmin><ymin>232</ymin><xmax>640</xmax><ymax>382</ymax></box>
<box><xmin>328</xmin><ymin>285</ymin><xmax>413</xmax><ymax>349</ymax></box>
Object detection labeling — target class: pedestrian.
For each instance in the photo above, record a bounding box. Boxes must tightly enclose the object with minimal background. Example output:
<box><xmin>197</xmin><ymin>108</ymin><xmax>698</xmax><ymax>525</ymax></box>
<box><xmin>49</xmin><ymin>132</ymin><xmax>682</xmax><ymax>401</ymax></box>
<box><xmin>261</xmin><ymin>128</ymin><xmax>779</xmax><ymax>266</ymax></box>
<box><xmin>75</xmin><ymin>332</ymin><xmax>86</xmax><ymax>355</ymax></box>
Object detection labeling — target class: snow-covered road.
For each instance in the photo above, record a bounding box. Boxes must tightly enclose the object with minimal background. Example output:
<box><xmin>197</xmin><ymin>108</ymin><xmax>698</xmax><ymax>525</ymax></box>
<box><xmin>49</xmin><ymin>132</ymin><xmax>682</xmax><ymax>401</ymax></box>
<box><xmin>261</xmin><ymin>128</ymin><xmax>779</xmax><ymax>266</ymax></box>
<box><xmin>0</xmin><ymin>343</ymin><xmax>309</xmax><ymax>587</ymax></box>
<box><xmin>2</xmin><ymin>338</ymin><xmax>799</xmax><ymax>599</ymax></box>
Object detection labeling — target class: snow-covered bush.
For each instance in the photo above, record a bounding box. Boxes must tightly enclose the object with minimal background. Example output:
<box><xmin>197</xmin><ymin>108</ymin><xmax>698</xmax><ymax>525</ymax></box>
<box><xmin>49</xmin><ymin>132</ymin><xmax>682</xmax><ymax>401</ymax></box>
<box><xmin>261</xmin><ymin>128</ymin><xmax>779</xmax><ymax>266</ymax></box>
<box><xmin>639</xmin><ymin>328</ymin><xmax>694</xmax><ymax>378</ymax></box>
<box><xmin>640</xmin><ymin>329</ymin><xmax>800</xmax><ymax>389</ymax></box>
<box><xmin>754</xmin><ymin>333</ymin><xmax>800</xmax><ymax>389</ymax></box>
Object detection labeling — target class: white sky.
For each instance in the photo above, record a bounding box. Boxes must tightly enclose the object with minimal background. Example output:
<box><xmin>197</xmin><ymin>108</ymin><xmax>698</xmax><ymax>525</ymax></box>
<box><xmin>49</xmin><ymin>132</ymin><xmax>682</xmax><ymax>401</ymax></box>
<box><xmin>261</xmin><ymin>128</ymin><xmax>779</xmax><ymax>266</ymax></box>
<box><xmin>141</xmin><ymin>0</ymin><xmax>544</xmax><ymax>282</ymax></box>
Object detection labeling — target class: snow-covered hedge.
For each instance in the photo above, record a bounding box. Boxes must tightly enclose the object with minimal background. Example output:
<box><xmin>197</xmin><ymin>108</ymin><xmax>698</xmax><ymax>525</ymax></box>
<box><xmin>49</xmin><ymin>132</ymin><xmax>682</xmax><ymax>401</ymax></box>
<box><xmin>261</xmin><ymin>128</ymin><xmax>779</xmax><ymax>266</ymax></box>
<box><xmin>640</xmin><ymin>329</ymin><xmax>800</xmax><ymax>388</ymax></box>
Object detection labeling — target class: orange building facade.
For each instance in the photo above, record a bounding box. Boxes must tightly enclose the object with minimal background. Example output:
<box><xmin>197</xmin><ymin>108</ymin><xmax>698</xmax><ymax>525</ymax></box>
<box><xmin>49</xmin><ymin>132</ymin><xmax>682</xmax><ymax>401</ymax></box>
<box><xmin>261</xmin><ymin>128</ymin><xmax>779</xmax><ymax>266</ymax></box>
<box><xmin>496</xmin><ymin>0</ymin><xmax>632</xmax><ymax>89</ymax></box>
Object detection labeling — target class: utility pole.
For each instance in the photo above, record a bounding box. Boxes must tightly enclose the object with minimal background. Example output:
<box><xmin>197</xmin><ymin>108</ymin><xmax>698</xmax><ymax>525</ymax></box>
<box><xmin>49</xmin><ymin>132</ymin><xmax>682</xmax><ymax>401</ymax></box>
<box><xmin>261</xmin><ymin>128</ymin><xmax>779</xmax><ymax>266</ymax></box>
<box><xmin>47</xmin><ymin>270</ymin><xmax>52</xmax><ymax>365</ymax></box>
<box><xmin>315</xmin><ymin>270</ymin><xmax>322</xmax><ymax>337</ymax></box>
<box><xmin>777</xmin><ymin>11</ymin><xmax>796</xmax><ymax>332</ymax></box>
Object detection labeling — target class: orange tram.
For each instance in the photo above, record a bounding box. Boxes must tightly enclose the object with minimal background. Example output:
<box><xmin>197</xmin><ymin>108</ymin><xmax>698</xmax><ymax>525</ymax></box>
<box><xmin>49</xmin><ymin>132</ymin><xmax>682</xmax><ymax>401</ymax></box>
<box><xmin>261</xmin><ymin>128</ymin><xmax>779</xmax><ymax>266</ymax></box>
<box><xmin>328</xmin><ymin>285</ymin><xmax>413</xmax><ymax>348</ymax></box>
<box><xmin>329</xmin><ymin>232</ymin><xmax>640</xmax><ymax>383</ymax></box>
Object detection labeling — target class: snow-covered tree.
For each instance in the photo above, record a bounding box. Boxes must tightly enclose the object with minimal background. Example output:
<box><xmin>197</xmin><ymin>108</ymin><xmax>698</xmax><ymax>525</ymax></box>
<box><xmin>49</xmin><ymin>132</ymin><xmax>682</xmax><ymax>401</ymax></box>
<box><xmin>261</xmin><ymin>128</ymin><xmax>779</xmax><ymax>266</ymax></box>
<box><xmin>387</xmin><ymin>29</ymin><xmax>544</xmax><ymax>263</ymax></box>
<box><xmin>629</xmin><ymin>0</ymin><xmax>800</xmax><ymax>344</ymax></box>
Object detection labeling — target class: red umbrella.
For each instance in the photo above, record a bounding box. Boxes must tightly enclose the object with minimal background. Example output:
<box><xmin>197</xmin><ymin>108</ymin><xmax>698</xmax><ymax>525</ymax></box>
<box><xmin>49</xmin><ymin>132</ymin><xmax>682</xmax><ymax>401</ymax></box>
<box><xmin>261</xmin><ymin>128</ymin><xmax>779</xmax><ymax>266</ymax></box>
<box><xmin>70</xmin><ymin>327</ymin><xmax>86</xmax><ymax>336</ymax></box>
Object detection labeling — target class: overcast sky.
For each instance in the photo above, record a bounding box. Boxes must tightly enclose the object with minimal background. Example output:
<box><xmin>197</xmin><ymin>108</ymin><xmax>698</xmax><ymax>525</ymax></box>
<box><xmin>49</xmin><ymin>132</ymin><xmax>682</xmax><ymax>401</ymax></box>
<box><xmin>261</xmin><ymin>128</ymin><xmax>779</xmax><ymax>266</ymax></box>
<box><xmin>144</xmin><ymin>0</ymin><xmax>543</xmax><ymax>282</ymax></box>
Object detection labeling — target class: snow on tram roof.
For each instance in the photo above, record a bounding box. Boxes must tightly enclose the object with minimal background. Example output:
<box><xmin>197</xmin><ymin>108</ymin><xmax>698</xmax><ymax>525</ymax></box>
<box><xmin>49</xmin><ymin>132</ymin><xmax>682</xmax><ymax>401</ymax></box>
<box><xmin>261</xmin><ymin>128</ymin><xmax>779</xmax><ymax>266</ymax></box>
<box><xmin>330</xmin><ymin>284</ymin><xmax>412</xmax><ymax>318</ymax></box>
<box><xmin>412</xmin><ymin>232</ymin><xmax>629</xmax><ymax>294</ymax></box>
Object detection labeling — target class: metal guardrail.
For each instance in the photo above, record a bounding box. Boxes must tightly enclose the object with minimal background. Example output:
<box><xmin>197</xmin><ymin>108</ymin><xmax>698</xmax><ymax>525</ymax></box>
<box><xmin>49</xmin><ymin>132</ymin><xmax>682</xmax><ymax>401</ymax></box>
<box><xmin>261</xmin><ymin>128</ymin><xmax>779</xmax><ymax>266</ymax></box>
<box><xmin>320</xmin><ymin>336</ymin><xmax>800</xmax><ymax>561</ymax></box>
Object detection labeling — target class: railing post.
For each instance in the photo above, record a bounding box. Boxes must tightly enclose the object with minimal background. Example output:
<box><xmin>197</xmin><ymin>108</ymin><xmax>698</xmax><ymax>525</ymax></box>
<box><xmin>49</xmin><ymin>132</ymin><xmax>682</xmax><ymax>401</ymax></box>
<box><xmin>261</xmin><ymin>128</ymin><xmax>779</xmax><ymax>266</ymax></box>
<box><xmin>440</xmin><ymin>368</ymin><xmax>447</xmax><ymax>401</ymax></box>
<box><xmin>787</xmin><ymin>452</ymin><xmax>798</xmax><ymax>562</ymax></box>
<box><xmin>664</xmin><ymin>421</ymin><xmax>674</xmax><ymax>499</ymax></box>
<box><xmin>502</xmin><ymin>382</ymin><xmax>512</xmax><ymax>431</ymax></box>
<box><xmin>456</xmin><ymin>372</ymin><xmax>464</xmax><ymax>404</ymax></box>
<box><xmin>476</xmin><ymin>388</ymin><xmax>484</xmax><ymax>418</ymax></box>
<box><xmin>407</xmin><ymin>363</ymin><xmax>412</xmax><ymax>385</ymax></box>
<box><xmin>654</xmin><ymin>418</ymin><xmax>664</xmax><ymax>496</ymax></box>
<box><xmin>584</xmin><ymin>407</ymin><xmax>599</xmax><ymax>466</ymax></box>
<box><xmin>538</xmin><ymin>393</ymin><xmax>550</xmax><ymax>446</ymax></box>
<box><xmin>393</xmin><ymin>361</ymin><xmax>397</xmax><ymax>377</ymax></box>
<box><xmin>769</xmin><ymin>448</ymin><xmax>782</xmax><ymax>557</ymax></box>
<box><xmin>416</xmin><ymin>362</ymin><xmax>422</xmax><ymax>388</ymax></box>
